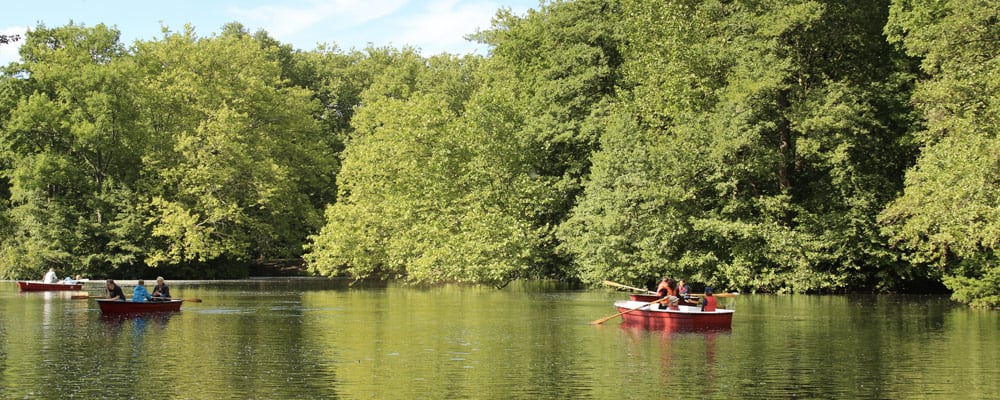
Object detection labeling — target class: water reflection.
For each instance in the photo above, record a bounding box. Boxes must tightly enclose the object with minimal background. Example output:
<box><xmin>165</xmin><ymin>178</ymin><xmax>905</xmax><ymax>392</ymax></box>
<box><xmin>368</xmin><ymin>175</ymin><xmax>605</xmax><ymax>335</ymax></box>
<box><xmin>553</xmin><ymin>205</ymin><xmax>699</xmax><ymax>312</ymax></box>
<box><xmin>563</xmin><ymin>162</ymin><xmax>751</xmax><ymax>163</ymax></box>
<box><xmin>2</xmin><ymin>281</ymin><xmax>996</xmax><ymax>399</ymax></box>
<box><xmin>99</xmin><ymin>312</ymin><xmax>175</xmax><ymax>329</ymax></box>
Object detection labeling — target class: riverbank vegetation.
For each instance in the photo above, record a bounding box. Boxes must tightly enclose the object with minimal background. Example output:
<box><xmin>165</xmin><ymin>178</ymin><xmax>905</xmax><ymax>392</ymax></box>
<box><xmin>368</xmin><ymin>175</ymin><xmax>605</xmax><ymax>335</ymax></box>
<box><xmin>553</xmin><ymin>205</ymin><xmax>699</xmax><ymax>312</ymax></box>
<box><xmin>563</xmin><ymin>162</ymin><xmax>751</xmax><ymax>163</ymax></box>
<box><xmin>2</xmin><ymin>0</ymin><xmax>998</xmax><ymax>307</ymax></box>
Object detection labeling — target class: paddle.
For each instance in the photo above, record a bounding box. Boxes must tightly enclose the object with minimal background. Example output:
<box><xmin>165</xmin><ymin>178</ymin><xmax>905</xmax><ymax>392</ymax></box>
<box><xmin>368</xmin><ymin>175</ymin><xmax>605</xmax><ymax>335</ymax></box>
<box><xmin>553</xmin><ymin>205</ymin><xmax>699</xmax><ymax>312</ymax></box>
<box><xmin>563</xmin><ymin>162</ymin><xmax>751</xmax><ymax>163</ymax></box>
<box><xmin>182</xmin><ymin>298</ymin><xmax>203</xmax><ymax>303</ymax></box>
<box><xmin>603</xmin><ymin>280</ymin><xmax>657</xmax><ymax>294</ymax></box>
<box><xmin>686</xmin><ymin>292</ymin><xmax>739</xmax><ymax>298</ymax></box>
<box><xmin>590</xmin><ymin>298</ymin><xmax>667</xmax><ymax>325</ymax></box>
<box><xmin>605</xmin><ymin>280</ymin><xmax>739</xmax><ymax>298</ymax></box>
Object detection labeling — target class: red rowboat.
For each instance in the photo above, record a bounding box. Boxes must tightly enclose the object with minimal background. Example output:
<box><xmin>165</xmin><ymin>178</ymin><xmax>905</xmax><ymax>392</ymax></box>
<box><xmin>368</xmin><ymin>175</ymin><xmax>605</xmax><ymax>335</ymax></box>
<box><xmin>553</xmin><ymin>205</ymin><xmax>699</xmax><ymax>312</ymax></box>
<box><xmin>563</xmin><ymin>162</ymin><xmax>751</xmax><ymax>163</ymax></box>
<box><xmin>613</xmin><ymin>300</ymin><xmax>734</xmax><ymax>331</ymax></box>
<box><xmin>17</xmin><ymin>281</ymin><xmax>83</xmax><ymax>291</ymax></box>
<box><xmin>97</xmin><ymin>299</ymin><xmax>183</xmax><ymax>314</ymax></box>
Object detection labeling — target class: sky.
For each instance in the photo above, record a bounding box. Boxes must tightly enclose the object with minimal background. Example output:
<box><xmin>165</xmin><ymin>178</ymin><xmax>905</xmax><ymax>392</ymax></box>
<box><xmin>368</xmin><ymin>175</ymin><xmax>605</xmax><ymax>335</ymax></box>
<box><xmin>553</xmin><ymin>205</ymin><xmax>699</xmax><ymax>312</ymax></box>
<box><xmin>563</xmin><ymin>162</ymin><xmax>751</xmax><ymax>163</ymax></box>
<box><xmin>1</xmin><ymin>0</ymin><xmax>541</xmax><ymax>65</ymax></box>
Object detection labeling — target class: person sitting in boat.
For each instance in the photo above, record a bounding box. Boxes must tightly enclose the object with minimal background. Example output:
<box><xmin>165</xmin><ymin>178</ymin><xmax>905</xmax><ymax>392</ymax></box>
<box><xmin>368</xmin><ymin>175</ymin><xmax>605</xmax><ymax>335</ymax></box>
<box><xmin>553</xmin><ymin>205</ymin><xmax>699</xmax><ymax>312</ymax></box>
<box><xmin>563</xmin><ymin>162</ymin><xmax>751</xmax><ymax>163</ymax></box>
<box><xmin>132</xmin><ymin>279</ymin><xmax>153</xmax><ymax>302</ymax></box>
<box><xmin>62</xmin><ymin>276</ymin><xmax>77</xmax><ymax>284</ymax></box>
<box><xmin>42</xmin><ymin>268</ymin><xmax>58</xmax><ymax>284</ymax></box>
<box><xmin>151</xmin><ymin>276</ymin><xmax>171</xmax><ymax>300</ymax></box>
<box><xmin>700</xmin><ymin>286</ymin><xmax>717</xmax><ymax>312</ymax></box>
<box><xmin>106</xmin><ymin>279</ymin><xmax>127</xmax><ymax>301</ymax></box>
<box><xmin>655</xmin><ymin>277</ymin><xmax>680</xmax><ymax>310</ymax></box>
<box><xmin>677</xmin><ymin>279</ymin><xmax>697</xmax><ymax>304</ymax></box>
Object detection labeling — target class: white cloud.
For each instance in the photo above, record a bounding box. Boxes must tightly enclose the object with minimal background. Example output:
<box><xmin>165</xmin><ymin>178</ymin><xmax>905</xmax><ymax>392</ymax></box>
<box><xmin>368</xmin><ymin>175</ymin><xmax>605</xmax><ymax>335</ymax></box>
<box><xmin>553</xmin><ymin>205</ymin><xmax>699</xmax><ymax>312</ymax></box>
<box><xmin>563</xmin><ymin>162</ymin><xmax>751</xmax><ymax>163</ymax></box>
<box><xmin>0</xmin><ymin>26</ymin><xmax>28</xmax><ymax>66</ymax></box>
<box><xmin>228</xmin><ymin>0</ymin><xmax>410</xmax><ymax>38</ymax></box>
<box><xmin>395</xmin><ymin>0</ymin><xmax>499</xmax><ymax>55</ymax></box>
<box><xmin>225</xmin><ymin>0</ymin><xmax>507</xmax><ymax>55</ymax></box>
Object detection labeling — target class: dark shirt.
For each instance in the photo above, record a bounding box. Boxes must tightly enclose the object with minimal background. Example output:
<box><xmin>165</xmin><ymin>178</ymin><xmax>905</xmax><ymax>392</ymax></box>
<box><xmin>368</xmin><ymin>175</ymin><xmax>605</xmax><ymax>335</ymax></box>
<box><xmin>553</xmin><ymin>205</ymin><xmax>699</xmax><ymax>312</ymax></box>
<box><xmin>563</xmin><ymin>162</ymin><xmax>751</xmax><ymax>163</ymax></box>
<box><xmin>152</xmin><ymin>283</ymin><xmax>171</xmax><ymax>299</ymax></box>
<box><xmin>107</xmin><ymin>284</ymin><xmax>126</xmax><ymax>301</ymax></box>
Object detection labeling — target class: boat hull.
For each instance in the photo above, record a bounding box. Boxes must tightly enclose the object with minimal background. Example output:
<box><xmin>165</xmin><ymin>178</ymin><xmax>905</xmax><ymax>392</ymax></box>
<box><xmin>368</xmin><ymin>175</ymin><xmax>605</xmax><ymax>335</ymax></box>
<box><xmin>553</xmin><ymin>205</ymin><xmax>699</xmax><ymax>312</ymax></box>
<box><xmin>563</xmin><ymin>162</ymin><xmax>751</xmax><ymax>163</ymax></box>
<box><xmin>17</xmin><ymin>281</ymin><xmax>83</xmax><ymax>291</ymax></box>
<box><xmin>97</xmin><ymin>299</ymin><xmax>183</xmax><ymax>314</ymax></box>
<box><xmin>614</xmin><ymin>300</ymin><xmax>733</xmax><ymax>331</ymax></box>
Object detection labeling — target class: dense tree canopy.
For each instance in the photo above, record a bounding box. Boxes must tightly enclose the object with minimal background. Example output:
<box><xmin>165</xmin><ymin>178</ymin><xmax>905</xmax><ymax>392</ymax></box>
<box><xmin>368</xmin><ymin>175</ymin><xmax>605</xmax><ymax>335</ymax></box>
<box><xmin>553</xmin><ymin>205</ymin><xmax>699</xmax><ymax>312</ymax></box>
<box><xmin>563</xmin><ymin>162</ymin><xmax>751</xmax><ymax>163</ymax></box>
<box><xmin>882</xmin><ymin>0</ymin><xmax>1000</xmax><ymax>307</ymax></box>
<box><xmin>2</xmin><ymin>0</ymin><xmax>999</xmax><ymax>307</ymax></box>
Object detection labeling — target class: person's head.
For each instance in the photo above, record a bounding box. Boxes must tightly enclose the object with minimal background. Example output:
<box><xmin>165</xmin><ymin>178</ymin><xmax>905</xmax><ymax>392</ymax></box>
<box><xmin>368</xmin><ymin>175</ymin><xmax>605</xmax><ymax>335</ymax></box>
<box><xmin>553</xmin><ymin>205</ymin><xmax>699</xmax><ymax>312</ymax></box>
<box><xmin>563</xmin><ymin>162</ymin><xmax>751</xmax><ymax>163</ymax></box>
<box><xmin>156</xmin><ymin>276</ymin><xmax>165</xmax><ymax>285</ymax></box>
<box><xmin>705</xmin><ymin>286</ymin><xmax>714</xmax><ymax>296</ymax></box>
<box><xmin>679</xmin><ymin>279</ymin><xmax>686</xmax><ymax>286</ymax></box>
<box><xmin>137</xmin><ymin>279</ymin><xmax>145</xmax><ymax>286</ymax></box>
<box><xmin>106</xmin><ymin>279</ymin><xmax>115</xmax><ymax>289</ymax></box>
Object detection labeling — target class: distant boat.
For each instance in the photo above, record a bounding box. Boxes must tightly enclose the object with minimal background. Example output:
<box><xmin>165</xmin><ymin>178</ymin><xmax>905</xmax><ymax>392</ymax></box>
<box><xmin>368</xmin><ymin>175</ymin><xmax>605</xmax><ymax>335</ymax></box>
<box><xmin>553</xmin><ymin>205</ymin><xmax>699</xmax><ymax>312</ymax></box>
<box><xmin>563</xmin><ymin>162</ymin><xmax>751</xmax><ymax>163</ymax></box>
<box><xmin>97</xmin><ymin>299</ymin><xmax>183</xmax><ymax>314</ymax></box>
<box><xmin>628</xmin><ymin>293</ymin><xmax>662</xmax><ymax>302</ymax></box>
<box><xmin>17</xmin><ymin>281</ymin><xmax>83</xmax><ymax>292</ymax></box>
<box><xmin>613</xmin><ymin>300</ymin><xmax>734</xmax><ymax>331</ymax></box>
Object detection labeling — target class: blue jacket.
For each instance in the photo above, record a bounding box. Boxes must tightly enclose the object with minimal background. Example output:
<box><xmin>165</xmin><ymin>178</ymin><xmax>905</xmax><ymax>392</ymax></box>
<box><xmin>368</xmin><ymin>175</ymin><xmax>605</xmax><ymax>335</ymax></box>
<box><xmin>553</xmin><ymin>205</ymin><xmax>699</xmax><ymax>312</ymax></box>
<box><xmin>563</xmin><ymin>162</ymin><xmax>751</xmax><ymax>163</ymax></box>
<box><xmin>132</xmin><ymin>285</ymin><xmax>152</xmax><ymax>302</ymax></box>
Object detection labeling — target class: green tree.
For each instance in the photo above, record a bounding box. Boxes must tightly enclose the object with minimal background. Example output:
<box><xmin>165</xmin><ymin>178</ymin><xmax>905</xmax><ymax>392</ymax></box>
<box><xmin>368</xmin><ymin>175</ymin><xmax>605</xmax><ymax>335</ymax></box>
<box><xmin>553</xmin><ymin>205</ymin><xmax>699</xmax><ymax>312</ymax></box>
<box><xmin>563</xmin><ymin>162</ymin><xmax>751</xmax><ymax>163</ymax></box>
<box><xmin>468</xmin><ymin>0</ymin><xmax>624</xmax><ymax>279</ymax></box>
<box><xmin>561</xmin><ymin>0</ymin><xmax>917</xmax><ymax>293</ymax></box>
<box><xmin>882</xmin><ymin>0</ymin><xmax>1000</xmax><ymax>307</ymax></box>
<box><xmin>305</xmin><ymin>50</ymin><xmax>499</xmax><ymax>283</ymax></box>
<box><xmin>0</xmin><ymin>23</ymin><xmax>146</xmax><ymax>278</ymax></box>
<box><xmin>133</xmin><ymin>25</ymin><xmax>331</xmax><ymax>267</ymax></box>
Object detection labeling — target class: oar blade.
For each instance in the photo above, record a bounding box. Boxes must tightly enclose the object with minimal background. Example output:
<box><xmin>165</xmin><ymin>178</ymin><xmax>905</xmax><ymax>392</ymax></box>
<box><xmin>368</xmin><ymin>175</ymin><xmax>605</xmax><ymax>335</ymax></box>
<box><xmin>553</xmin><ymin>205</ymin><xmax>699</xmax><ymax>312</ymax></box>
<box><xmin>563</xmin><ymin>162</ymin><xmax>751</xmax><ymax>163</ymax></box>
<box><xmin>183</xmin><ymin>298</ymin><xmax>203</xmax><ymax>303</ymax></box>
<box><xmin>590</xmin><ymin>299</ymin><xmax>661</xmax><ymax>325</ymax></box>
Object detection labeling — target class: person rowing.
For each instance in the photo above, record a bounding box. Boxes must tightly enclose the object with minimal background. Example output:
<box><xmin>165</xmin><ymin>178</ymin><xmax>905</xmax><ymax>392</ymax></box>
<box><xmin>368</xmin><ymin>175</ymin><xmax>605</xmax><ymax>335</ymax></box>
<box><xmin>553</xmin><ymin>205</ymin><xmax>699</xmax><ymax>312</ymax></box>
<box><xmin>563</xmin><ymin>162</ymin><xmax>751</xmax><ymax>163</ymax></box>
<box><xmin>105</xmin><ymin>279</ymin><xmax>127</xmax><ymax>301</ymax></box>
<box><xmin>655</xmin><ymin>277</ymin><xmax>680</xmax><ymax>310</ymax></box>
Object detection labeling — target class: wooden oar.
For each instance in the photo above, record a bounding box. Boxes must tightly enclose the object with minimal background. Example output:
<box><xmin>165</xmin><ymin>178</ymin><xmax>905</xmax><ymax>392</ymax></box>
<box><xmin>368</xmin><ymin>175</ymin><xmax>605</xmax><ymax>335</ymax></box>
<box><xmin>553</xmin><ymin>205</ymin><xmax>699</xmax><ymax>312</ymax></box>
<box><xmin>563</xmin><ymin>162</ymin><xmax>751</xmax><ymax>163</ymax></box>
<box><xmin>138</xmin><ymin>297</ymin><xmax>202</xmax><ymax>302</ymax></box>
<box><xmin>687</xmin><ymin>292</ymin><xmax>739</xmax><ymax>298</ymax></box>
<box><xmin>605</xmin><ymin>280</ymin><xmax>739</xmax><ymax>298</ymax></box>
<box><xmin>603</xmin><ymin>280</ymin><xmax>656</xmax><ymax>294</ymax></box>
<box><xmin>590</xmin><ymin>298</ymin><xmax>666</xmax><ymax>325</ymax></box>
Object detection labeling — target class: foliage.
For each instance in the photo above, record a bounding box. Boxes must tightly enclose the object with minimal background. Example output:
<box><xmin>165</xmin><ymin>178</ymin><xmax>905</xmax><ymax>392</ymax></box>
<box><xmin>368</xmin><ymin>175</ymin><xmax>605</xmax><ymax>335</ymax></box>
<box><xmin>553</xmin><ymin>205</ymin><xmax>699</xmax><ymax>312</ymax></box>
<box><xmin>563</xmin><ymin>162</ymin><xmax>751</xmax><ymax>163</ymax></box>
<box><xmin>0</xmin><ymin>2</ymin><xmax>997</xmax><ymax>307</ymax></box>
<box><xmin>559</xmin><ymin>0</ymin><xmax>919</xmax><ymax>294</ymax></box>
<box><xmin>0</xmin><ymin>23</ymin><xmax>337</xmax><ymax>278</ymax></box>
<box><xmin>882</xmin><ymin>0</ymin><xmax>1000</xmax><ymax>307</ymax></box>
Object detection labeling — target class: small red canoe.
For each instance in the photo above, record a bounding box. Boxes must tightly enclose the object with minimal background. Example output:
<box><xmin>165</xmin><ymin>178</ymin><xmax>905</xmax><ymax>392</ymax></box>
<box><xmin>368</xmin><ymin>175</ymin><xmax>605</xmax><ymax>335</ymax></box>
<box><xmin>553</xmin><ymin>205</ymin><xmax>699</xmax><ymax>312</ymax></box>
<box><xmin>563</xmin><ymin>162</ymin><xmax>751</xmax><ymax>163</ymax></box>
<box><xmin>17</xmin><ymin>281</ymin><xmax>83</xmax><ymax>291</ymax></box>
<box><xmin>97</xmin><ymin>299</ymin><xmax>183</xmax><ymax>314</ymax></box>
<box><xmin>613</xmin><ymin>300</ymin><xmax>733</xmax><ymax>331</ymax></box>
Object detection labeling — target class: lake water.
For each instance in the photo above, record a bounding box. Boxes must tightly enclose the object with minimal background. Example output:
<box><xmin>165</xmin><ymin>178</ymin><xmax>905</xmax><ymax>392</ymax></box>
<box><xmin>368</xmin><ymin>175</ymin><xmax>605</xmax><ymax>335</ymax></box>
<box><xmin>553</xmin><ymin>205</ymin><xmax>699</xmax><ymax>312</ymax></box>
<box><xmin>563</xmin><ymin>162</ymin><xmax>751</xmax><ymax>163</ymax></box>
<box><xmin>1</xmin><ymin>278</ymin><xmax>997</xmax><ymax>399</ymax></box>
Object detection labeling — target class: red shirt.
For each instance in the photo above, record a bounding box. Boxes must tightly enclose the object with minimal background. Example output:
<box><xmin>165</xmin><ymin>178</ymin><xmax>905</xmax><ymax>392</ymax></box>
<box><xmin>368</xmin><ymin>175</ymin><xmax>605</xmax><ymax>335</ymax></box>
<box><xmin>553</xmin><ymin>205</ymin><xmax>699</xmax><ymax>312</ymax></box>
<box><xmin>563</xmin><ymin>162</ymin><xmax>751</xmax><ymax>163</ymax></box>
<box><xmin>702</xmin><ymin>295</ymin><xmax>717</xmax><ymax>311</ymax></box>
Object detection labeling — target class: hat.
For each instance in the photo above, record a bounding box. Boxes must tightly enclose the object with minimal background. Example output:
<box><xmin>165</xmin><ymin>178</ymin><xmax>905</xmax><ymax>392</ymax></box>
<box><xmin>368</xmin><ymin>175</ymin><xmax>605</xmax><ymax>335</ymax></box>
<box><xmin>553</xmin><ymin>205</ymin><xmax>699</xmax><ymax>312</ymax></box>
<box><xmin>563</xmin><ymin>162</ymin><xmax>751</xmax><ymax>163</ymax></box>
<box><xmin>704</xmin><ymin>286</ymin><xmax>713</xmax><ymax>293</ymax></box>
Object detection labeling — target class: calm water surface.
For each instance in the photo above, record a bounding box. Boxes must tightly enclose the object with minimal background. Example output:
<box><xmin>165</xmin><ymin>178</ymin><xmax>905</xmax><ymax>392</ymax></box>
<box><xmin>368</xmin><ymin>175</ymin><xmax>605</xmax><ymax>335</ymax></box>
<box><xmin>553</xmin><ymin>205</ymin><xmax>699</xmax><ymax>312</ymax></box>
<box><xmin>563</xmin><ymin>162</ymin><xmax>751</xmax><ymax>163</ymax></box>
<box><xmin>0</xmin><ymin>279</ymin><xmax>997</xmax><ymax>399</ymax></box>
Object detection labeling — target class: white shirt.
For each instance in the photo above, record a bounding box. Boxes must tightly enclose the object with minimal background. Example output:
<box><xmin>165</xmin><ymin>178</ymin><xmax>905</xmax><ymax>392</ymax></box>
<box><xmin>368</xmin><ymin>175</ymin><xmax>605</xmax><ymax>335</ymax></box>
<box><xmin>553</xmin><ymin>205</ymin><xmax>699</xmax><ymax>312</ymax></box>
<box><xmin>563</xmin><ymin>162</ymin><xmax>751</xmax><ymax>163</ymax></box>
<box><xmin>42</xmin><ymin>270</ymin><xmax>58</xmax><ymax>283</ymax></box>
